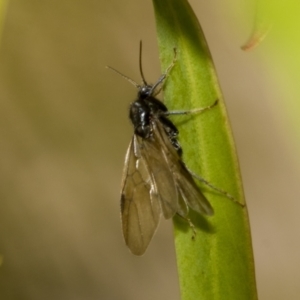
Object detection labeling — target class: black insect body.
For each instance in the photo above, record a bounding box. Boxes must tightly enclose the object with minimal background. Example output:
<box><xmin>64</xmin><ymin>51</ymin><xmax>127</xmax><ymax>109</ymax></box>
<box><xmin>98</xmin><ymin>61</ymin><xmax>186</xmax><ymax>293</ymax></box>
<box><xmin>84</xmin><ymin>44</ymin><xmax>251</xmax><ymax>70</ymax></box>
<box><xmin>107</xmin><ymin>43</ymin><xmax>220</xmax><ymax>255</ymax></box>
<box><xmin>130</xmin><ymin>92</ymin><xmax>181</xmax><ymax>154</ymax></box>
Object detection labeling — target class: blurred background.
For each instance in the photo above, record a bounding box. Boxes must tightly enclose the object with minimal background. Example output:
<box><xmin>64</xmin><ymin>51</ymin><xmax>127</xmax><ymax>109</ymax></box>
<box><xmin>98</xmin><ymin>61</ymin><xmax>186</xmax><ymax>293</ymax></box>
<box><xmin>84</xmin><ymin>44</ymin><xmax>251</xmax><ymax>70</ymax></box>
<box><xmin>0</xmin><ymin>0</ymin><xmax>299</xmax><ymax>299</ymax></box>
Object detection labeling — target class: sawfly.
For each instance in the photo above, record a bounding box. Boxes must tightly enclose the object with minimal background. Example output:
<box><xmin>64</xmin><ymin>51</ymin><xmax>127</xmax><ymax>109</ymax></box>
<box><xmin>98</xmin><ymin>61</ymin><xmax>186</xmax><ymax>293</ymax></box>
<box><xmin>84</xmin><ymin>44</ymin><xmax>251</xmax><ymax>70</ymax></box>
<box><xmin>107</xmin><ymin>42</ymin><xmax>235</xmax><ymax>255</ymax></box>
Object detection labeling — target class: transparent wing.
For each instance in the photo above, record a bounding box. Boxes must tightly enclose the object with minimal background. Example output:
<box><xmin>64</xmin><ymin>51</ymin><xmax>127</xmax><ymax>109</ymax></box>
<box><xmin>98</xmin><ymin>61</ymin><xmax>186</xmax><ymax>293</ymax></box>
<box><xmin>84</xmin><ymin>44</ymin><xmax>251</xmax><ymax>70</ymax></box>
<box><xmin>140</xmin><ymin>134</ymin><xmax>179</xmax><ymax>219</ymax></box>
<box><xmin>154</xmin><ymin>122</ymin><xmax>214</xmax><ymax>216</ymax></box>
<box><xmin>120</xmin><ymin>136</ymin><xmax>161</xmax><ymax>256</ymax></box>
<box><xmin>121</xmin><ymin>131</ymin><xmax>180</xmax><ymax>255</ymax></box>
<box><xmin>121</xmin><ymin>121</ymin><xmax>213</xmax><ymax>255</ymax></box>
<box><xmin>175</xmin><ymin>162</ymin><xmax>214</xmax><ymax>216</ymax></box>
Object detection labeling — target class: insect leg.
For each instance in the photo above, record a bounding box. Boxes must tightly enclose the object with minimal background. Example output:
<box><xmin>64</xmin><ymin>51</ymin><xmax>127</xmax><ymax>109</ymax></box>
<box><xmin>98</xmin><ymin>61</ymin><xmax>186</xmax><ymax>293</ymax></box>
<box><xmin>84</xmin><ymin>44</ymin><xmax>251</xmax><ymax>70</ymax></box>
<box><xmin>175</xmin><ymin>213</ymin><xmax>196</xmax><ymax>239</ymax></box>
<box><xmin>187</xmin><ymin>167</ymin><xmax>245</xmax><ymax>207</ymax></box>
<box><xmin>151</xmin><ymin>48</ymin><xmax>177</xmax><ymax>96</ymax></box>
<box><xmin>166</xmin><ymin>99</ymin><xmax>218</xmax><ymax>116</ymax></box>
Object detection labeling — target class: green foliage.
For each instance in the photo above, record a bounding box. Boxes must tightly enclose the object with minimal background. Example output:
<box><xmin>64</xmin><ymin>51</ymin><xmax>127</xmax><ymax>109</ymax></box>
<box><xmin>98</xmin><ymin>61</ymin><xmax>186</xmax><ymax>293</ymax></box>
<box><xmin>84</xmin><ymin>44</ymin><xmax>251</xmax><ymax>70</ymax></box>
<box><xmin>152</xmin><ymin>0</ymin><xmax>258</xmax><ymax>299</ymax></box>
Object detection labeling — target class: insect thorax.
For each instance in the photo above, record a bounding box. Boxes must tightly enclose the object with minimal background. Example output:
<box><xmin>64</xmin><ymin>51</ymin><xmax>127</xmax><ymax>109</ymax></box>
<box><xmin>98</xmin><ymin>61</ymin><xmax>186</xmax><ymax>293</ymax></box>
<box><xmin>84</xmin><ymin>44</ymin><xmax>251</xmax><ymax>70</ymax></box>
<box><xmin>129</xmin><ymin>96</ymin><xmax>182</xmax><ymax>155</ymax></box>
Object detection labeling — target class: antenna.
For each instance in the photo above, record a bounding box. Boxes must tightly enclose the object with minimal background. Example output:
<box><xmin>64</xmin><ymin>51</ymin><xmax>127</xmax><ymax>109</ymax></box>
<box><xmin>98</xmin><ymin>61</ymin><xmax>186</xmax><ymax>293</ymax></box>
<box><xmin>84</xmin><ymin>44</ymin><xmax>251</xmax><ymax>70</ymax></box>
<box><xmin>139</xmin><ymin>40</ymin><xmax>147</xmax><ymax>86</ymax></box>
<box><xmin>105</xmin><ymin>66</ymin><xmax>140</xmax><ymax>88</ymax></box>
<box><xmin>106</xmin><ymin>41</ymin><xmax>150</xmax><ymax>89</ymax></box>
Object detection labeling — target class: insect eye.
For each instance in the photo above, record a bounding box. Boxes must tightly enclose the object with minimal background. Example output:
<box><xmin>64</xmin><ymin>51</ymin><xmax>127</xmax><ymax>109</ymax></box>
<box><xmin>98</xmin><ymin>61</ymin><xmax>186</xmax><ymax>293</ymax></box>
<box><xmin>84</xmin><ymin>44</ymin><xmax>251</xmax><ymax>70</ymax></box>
<box><xmin>139</xmin><ymin>86</ymin><xmax>152</xmax><ymax>99</ymax></box>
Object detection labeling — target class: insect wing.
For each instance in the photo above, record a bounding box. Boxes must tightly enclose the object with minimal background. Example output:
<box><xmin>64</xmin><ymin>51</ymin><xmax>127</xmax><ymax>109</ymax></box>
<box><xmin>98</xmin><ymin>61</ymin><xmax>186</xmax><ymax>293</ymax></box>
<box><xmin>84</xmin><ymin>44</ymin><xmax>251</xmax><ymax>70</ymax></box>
<box><xmin>120</xmin><ymin>136</ymin><xmax>161</xmax><ymax>255</ymax></box>
<box><xmin>121</xmin><ymin>129</ymin><xmax>181</xmax><ymax>255</ymax></box>
<box><xmin>176</xmin><ymin>164</ymin><xmax>214</xmax><ymax>216</ymax></box>
<box><xmin>154</xmin><ymin>122</ymin><xmax>214</xmax><ymax>216</ymax></box>
<box><xmin>121</xmin><ymin>120</ymin><xmax>214</xmax><ymax>255</ymax></box>
<box><xmin>140</xmin><ymin>133</ymin><xmax>179</xmax><ymax>219</ymax></box>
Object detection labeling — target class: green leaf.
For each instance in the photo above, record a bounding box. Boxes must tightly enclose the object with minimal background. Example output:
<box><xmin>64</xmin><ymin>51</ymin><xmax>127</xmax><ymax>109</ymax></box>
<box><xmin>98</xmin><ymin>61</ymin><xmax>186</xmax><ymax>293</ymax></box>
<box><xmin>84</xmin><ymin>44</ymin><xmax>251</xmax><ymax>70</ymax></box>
<box><xmin>152</xmin><ymin>0</ymin><xmax>258</xmax><ymax>299</ymax></box>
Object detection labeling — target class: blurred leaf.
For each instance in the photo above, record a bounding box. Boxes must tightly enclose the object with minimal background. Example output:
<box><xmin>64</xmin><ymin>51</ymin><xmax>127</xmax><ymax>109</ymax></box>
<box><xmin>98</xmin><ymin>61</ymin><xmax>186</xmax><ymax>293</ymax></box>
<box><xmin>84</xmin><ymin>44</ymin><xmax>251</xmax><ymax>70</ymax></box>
<box><xmin>242</xmin><ymin>1</ymin><xmax>300</xmax><ymax>50</ymax></box>
<box><xmin>241</xmin><ymin>0</ymin><xmax>273</xmax><ymax>50</ymax></box>
<box><xmin>152</xmin><ymin>0</ymin><xmax>257</xmax><ymax>299</ymax></box>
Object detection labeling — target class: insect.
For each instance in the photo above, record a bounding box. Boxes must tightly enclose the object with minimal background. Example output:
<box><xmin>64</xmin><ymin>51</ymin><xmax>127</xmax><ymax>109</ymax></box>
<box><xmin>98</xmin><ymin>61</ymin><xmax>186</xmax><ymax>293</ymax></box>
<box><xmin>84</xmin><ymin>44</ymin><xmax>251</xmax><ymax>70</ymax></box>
<box><xmin>107</xmin><ymin>42</ymin><xmax>232</xmax><ymax>255</ymax></box>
